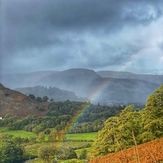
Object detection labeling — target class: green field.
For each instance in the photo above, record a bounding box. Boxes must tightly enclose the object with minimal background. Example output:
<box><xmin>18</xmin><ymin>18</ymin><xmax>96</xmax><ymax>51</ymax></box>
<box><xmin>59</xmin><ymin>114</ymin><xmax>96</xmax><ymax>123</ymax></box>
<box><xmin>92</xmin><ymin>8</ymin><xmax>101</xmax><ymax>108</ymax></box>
<box><xmin>0</xmin><ymin>127</ymin><xmax>96</xmax><ymax>162</ymax></box>
<box><xmin>66</xmin><ymin>132</ymin><xmax>97</xmax><ymax>141</ymax></box>
<box><xmin>0</xmin><ymin>127</ymin><xmax>97</xmax><ymax>141</ymax></box>
<box><xmin>0</xmin><ymin>127</ymin><xmax>36</xmax><ymax>138</ymax></box>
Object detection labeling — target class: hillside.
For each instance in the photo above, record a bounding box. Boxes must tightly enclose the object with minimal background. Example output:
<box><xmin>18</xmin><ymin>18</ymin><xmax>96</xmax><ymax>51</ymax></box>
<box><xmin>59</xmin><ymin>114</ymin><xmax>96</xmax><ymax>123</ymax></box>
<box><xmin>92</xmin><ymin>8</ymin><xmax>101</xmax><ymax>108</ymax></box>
<box><xmin>86</xmin><ymin>77</ymin><xmax>160</xmax><ymax>105</ymax></box>
<box><xmin>89</xmin><ymin>137</ymin><xmax>163</xmax><ymax>163</ymax></box>
<box><xmin>0</xmin><ymin>84</ymin><xmax>47</xmax><ymax>118</ymax></box>
<box><xmin>97</xmin><ymin>70</ymin><xmax>163</xmax><ymax>85</ymax></box>
<box><xmin>16</xmin><ymin>86</ymin><xmax>87</xmax><ymax>102</ymax></box>
<box><xmin>91</xmin><ymin>85</ymin><xmax>163</xmax><ymax>162</ymax></box>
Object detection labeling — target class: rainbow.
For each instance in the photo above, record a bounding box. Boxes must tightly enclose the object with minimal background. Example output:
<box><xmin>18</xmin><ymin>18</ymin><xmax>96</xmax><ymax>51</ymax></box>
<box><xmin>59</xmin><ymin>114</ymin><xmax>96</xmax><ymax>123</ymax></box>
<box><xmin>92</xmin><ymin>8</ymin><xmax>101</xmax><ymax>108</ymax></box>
<box><xmin>55</xmin><ymin>73</ymin><xmax>120</xmax><ymax>154</ymax></box>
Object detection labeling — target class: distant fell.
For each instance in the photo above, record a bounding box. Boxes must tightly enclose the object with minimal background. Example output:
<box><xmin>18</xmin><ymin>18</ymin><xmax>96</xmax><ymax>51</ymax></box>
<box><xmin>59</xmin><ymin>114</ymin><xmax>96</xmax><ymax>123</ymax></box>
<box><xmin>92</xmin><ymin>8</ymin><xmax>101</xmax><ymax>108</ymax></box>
<box><xmin>1</xmin><ymin>68</ymin><xmax>162</xmax><ymax>105</ymax></box>
<box><xmin>97</xmin><ymin>70</ymin><xmax>163</xmax><ymax>85</ymax></box>
<box><xmin>86</xmin><ymin>77</ymin><xmax>160</xmax><ymax>105</ymax></box>
<box><xmin>16</xmin><ymin>86</ymin><xmax>87</xmax><ymax>102</ymax></box>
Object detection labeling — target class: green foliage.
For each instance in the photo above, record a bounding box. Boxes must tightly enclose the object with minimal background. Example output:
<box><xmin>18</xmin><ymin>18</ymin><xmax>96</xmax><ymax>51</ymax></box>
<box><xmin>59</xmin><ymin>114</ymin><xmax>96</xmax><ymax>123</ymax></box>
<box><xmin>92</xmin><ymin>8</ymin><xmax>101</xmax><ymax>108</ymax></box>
<box><xmin>142</xmin><ymin>85</ymin><xmax>163</xmax><ymax>139</ymax></box>
<box><xmin>48</xmin><ymin>130</ymin><xmax>58</xmax><ymax>142</ymax></box>
<box><xmin>37</xmin><ymin>131</ymin><xmax>45</xmax><ymax>142</ymax></box>
<box><xmin>0</xmin><ymin>101</ymin><xmax>125</xmax><ymax>134</ymax></box>
<box><xmin>28</xmin><ymin>94</ymin><xmax>36</xmax><ymax>100</ymax></box>
<box><xmin>43</xmin><ymin>96</ymin><xmax>49</xmax><ymax>102</ymax></box>
<box><xmin>79</xmin><ymin>149</ymin><xmax>87</xmax><ymax>159</ymax></box>
<box><xmin>0</xmin><ymin>140</ymin><xmax>24</xmax><ymax>163</ymax></box>
<box><xmin>38</xmin><ymin>145</ymin><xmax>56</xmax><ymax>163</ymax></box>
<box><xmin>93</xmin><ymin>85</ymin><xmax>163</xmax><ymax>157</ymax></box>
<box><xmin>37</xmin><ymin>107</ymin><xmax>45</xmax><ymax>111</ymax></box>
<box><xmin>56</xmin><ymin>147</ymin><xmax>77</xmax><ymax>160</ymax></box>
<box><xmin>36</xmin><ymin>96</ymin><xmax>43</xmax><ymax>102</ymax></box>
<box><xmin>92</xmin><ymin>105</ymin><xmax>143</xmax><ymax>156</ymax></box>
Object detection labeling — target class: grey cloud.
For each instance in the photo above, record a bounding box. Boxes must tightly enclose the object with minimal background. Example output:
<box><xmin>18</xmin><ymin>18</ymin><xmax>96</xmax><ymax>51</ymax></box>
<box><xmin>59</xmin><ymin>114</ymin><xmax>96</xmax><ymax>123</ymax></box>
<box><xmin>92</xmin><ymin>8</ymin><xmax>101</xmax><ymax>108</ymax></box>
<box><xmin>1</xmin><ymin>0</ymin><xmax>163</xmax><ymax>75</ymax></box>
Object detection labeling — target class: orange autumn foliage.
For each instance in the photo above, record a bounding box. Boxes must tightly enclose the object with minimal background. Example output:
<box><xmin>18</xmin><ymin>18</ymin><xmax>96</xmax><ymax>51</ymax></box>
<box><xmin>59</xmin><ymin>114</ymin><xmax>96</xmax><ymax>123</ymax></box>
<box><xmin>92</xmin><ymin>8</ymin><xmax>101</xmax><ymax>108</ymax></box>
<box><xmin>89</xmin><ymin>137</ymin><xmax>163</xmax><ymax>163</ymax></box>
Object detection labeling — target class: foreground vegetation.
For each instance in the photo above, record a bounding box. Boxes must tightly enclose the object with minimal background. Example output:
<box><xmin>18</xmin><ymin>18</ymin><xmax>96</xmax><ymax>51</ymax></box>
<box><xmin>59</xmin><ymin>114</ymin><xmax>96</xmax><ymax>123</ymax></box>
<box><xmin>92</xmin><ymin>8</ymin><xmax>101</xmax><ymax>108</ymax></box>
<box><xmin>90</xmin><ymin>137</ymin><xmax>163</xmax><ymax>163</ymax></box>
<box><xmin>92</xmin><ymin>85</ymin><xmax>163</xmax><ymax>159</ymax></box>
<box><xmin>0</xmin><ymin>101</ymin><xmax>126</xmax><ymax>134</ymax></box>
<box><xmin>0</xmin><ymin>128</ymin><xmax>96</xmax><ymax>163</ymax></box>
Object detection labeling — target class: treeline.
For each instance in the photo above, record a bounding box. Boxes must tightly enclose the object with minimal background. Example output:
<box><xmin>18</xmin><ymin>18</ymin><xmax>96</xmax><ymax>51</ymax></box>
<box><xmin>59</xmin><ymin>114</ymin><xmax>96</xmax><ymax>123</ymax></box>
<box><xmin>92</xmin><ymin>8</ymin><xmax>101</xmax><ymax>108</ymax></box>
<box><xmin>0</xmin><ymin>101</ymin><xmax>129</xmax><ymax>134</ymax></box>
<box><xmin>16</xmin><ymin>86</ymin><xmax>86</xmax><ymax>102</ymax></box>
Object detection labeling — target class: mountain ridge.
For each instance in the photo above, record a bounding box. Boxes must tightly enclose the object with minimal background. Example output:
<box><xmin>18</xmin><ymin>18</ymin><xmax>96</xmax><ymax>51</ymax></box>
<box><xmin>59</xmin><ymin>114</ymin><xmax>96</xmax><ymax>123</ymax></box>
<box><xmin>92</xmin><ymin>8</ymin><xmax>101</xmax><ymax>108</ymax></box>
<box><xmin>1</xmin><ymin>68</ymin><xmax>162</xmax><ymax>105</ymax></box>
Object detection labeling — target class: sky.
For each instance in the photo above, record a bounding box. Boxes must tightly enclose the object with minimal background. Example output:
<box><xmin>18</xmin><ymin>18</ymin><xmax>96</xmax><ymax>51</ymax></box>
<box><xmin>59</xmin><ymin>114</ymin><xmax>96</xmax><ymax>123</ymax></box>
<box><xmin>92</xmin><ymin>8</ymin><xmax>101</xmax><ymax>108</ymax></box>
<box><xmin>1</xmin><ymin>0</ymin><xmax>163</xmax><ymax>75</ymax></box>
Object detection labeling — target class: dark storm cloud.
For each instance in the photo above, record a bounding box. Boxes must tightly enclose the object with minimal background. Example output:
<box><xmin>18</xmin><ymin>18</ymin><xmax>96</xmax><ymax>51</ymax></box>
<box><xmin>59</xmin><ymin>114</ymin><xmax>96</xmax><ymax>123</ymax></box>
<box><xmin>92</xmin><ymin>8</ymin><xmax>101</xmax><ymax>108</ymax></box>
<box><xmin>1</xmin><ymin>0</ymin><xmax>163</xmax><ymax>74</ymax></box>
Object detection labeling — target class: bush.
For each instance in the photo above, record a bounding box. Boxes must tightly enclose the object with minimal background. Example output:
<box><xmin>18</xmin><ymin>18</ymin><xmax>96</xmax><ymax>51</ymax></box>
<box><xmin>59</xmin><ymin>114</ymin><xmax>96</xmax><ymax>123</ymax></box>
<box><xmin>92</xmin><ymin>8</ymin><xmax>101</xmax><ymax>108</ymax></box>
<box><xmin>56</xmin><ymin>147</ymin><xmax>77</xmax><ymax>160</ymax></box>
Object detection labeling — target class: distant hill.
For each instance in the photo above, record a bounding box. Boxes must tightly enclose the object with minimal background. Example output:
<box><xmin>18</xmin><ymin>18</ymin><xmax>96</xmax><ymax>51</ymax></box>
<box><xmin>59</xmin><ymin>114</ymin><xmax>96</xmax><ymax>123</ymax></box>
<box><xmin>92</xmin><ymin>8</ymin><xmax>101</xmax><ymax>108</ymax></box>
<box><xmin>1</xmin><ymin>68</ymin><xmax>162</xmax><ymax>105</ymax></box>
<box><xmin>97</xmin><ymin>70</ymin><xmax>163</xmax><ymax>85</ymax></box>
<box><xmin>0</xmin><ymin>84</ymin><xmax>47</xmax><ymax>118</ymax></box>
<box><xmin>39</xmin><ymin>68</ymin><xmax>101</xmax><ymax>97</ymax></box>
<box><xmin>16</xmin><ymin>86</ymin><xmax>87</xmax><ymax>102</ymax></box>
<box><xmin>0</xmin><ymin>71</ymin><xmax>58</xmax><ymax>89</ymax></box>
<box><xmin>86</xmin><ymin>78</ymin><xmax>160</xmax><ymax>105</ymax></box>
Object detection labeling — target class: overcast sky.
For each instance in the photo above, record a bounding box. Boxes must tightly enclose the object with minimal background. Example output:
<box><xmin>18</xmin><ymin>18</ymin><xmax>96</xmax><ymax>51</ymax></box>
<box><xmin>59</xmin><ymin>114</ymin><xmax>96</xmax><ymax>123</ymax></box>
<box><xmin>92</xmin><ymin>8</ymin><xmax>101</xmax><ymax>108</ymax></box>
<box><xmin>1</xmin><ymin>0</ymin><xmax>163</xmax><ymax>75</ymax></box>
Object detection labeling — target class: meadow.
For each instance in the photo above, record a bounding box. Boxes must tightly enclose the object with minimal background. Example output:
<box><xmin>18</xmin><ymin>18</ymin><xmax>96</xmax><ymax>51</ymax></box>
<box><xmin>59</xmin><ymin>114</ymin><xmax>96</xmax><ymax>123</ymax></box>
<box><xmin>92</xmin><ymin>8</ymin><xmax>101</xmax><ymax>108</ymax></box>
<box><xmin>0</xmin><ymin>127</ymin><xmax>36</xmax><ymax>138</ymax></box>
<box><xmin>66</xmin><ymin>132</ymin><xmax>97</xmax><ymax>141</ymax></box>
<box><xmin>0</xmin><ymin>127</ymin><xmax>96</xmax><ymax>162</ymax></box>
<box><xmin>0</xmin><ymin>127</ymin><xmax>97</xmax><ymax>141</ymax></box>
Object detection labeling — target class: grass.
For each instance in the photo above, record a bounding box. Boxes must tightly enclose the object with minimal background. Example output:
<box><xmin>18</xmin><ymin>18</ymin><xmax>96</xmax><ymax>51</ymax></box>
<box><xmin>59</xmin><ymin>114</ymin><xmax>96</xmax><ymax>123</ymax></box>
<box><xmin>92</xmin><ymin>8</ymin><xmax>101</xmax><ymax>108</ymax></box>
<box><xmin>0</xmin><ymin>127</ymin><xmax>95</xmax><ymax>161</ymax></box>
<box><xmin>0</xmin><ymin>127</ymin><xmax>36</xmax><ymax>138</ymax></box>
<box><xmin>66</xmin><ymin>132</ymin><xmax>97</xmax><ymax>141</ymax></box>
<box><xmin>0</xmin><ymin>127</ymin><xmax>97</xmax><ymax>141</ymax></box>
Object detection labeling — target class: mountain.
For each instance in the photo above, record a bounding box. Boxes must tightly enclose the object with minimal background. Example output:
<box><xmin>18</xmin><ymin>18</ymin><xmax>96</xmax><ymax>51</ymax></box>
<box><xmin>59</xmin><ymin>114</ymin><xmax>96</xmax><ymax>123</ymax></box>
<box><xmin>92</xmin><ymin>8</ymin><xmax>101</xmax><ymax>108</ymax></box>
<box><xmin>39</xmin><ymin>68</ymin><xmax>101</xmax><ymax>97</ymax></box>
<box><xmin>16</xmin><ymin>86</ymin><xmax>87</xmax><ymax>102</ymax></box>
<box><xmin>0</xmin><ymin>71</ymin><xmax>58</xmax><ymax>89</ymax></box>
<box><xmin>97</xmin><ymin>70</ymin><xmax>163</xmax><ymax>85</ymax></box>
<box><xmin>0</xmin><ymin>84</ymin><xmax>47</xmax><ymax>118</ymax></box>
<box><xmin>1</xmin><ymin>68</ymin><xmax>100</xmax><ymax>97</ymax></box>
<box><xmin>1</xmin><ymin>68</ymin><xmax>162</xmax><ymax>105</ymax></box>
<box><xmin>86</xmin><ymin>78</ymin><xmax>161</xmax><ymax>105</ymax></box>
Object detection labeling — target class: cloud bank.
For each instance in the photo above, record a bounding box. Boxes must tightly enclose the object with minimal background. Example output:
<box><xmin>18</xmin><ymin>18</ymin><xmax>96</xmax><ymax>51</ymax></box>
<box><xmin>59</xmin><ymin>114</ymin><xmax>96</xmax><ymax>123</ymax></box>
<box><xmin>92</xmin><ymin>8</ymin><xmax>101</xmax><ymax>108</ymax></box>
<box><xmin>1</xmin><ymin>0</ymin><xmax>163</xmax><ymax>75</ymax></box>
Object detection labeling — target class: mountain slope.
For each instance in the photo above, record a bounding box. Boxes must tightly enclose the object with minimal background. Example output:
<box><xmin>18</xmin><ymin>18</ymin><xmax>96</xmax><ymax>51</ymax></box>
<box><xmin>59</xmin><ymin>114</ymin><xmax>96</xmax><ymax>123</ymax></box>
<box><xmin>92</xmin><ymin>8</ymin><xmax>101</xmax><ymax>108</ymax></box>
<box><xmin>97</xmin><ymin>70</ymin><xmax>163</xmax><ymax>85</ymax></box>
<box><xmin>86</xmin><ymin>78</ymin><xmax>160</xmax><ymax>105</ymax></box>
<box><xmin>16</xmin><ymin>86</ymin><xmax>87</xmax><ymax>102</ymax></box>
<box><xmin>0</xmin><ymin>84</ymin><xmax>47</xmax><ymax>117</ymax></box>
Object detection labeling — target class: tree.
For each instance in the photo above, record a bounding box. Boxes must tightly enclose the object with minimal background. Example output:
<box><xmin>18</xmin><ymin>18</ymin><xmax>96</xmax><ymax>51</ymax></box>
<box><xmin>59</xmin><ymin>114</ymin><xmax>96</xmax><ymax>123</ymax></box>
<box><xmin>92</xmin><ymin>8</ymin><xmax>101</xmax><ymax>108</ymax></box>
<box><xmin>142</xmin><ymin>85</ymin><xmax>163</xmax><ymax>140</ymax></box>
<box><xmin>36</xmin><ymin>96</ymin><xmax>43</xmax><ymax>102</ymax></box>
<box><xmin>56</xmin><ymin>147</ymin><xmax>77</xmax><ymax>160</ymax></box>
<box><xmin>37</xmin><ymin>132</ymin><xmax>45</xmax><ymax>142</ymax></box>
<box><xmin>28</xmin><ymin>94</ymin><xmax>35</xmax><ymax>100</ymax></box>
<box><xmin>43</xmin><ymin>96</ymin><xmax>49</xmax><ymax>102</ymax></box>
<box><xmin>79</xmin><ymin>149</ymin><xmax>87</xmax><ymax>159</ymax></box>
<box><xmin>50</xmin><ymin>98</ymin><xmax>54</xmax><ymax>102</ymax></box>
<box><xmin>92</xmin><ymin>105</ymin><xmax>142</xmax><ymax>156</ymax></box>
<box><xmin>48</xmin><ymin>130</ymin><xmax>58</xmax><ymax>142</ymax></box>
<box><xmin>0</xmin><ymin>141</ymin><xmax>24</xmax><ymax>163</ymax></box>
<box><xmin>38</xmin><ymin>145</ymin><xmax>56</xmax><ymax>163</ymax></box>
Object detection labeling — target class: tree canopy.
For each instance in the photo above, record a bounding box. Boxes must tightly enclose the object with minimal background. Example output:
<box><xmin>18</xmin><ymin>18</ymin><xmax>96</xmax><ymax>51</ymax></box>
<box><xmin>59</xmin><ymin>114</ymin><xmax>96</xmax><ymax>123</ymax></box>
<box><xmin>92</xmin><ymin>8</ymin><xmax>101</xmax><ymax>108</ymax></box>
<box><xmin>93</xmin><ymin>85</ymin><xmax>163</xmax><ymax>156</ymax></box>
